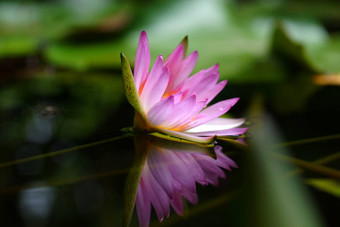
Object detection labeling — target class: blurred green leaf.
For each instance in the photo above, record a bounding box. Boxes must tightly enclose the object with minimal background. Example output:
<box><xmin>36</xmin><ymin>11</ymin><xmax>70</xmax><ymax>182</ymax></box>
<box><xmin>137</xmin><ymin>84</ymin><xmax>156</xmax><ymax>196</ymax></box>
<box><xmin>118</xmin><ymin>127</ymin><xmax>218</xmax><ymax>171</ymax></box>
<box><xmin>271</xmin><ymin>18</ymin><xmax>340</xmax><ymax>74</ymax></box>
<box><xmin>280</xmin><ymin>19</ymin><xmax>328</xmax><ymax>45</ymax></box>
<box><xmin>245</xmin><ymin>96</ymin><xmax>324</xmax><ymax>227</ymax></box>
<box><xmin>307</xmin><ymin>178</ymin><xmax>340</xmax><ymax>198</ymax></box>
<box><xmin>0</xmin><ymin>1</ymin><xmax>126</xmax><ymax>37</ymax></box>
<box><xmin>0</xmin><ymin>36</ymin><xmax>37</xmax><ymax>58</ymax></box>
<box><xmin>125</xmin><ymin>0</ymin><xmax>272</xmax><ymax>82</ymax></box>
<box><xmin>0</xmin><ymin>1</ymin><xmax>130</xmax><ymax>58</ymax></box>
<box><xmin>306</xmin><ymin>35</ymin><xmax>340</xmax><ymax>73</ymax></box>
<box><xmin>46</xmin><ymin>42</ymin><xmax>124</xmax><ymax>71</ymax></box>
<box><xmin>44</xmin><ymin>0</ymin><xmax>273</xmax><ymax>82</ymax></box>
<box><xmin>282</xmin><ymin>1</ymin><xmax>340</xmax><ymax>21</ymax></box>
<box><xmin>270</xmin><ymin>19</ymin><xmax>327</xmax><ymax>71</ymax></box>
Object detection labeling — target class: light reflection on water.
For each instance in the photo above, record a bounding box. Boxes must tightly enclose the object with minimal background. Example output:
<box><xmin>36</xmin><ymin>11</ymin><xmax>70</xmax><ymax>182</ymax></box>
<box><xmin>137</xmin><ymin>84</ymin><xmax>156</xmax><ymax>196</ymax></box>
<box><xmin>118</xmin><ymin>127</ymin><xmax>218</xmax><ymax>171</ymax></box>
<box><xmin>25</xmin><ymin>115</ymin><xmax>55</xmax><ymax>144</ymax></box>
<box><xmin>19</xmin><ymin>186</ymin><xmax>55</xmax><ymax>225</ymax></box>
<box><xmin>130</xmin><ymin>135</ymin><xmax>237</xmax><ymax>227</ymax></box>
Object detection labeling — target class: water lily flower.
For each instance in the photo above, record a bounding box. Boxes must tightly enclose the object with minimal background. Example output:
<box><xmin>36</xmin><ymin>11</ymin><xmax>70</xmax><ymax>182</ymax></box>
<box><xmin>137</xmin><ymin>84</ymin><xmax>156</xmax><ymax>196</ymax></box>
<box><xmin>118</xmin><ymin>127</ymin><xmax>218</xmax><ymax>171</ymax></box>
<box><xmin>134</xmin><ymin>135</ymin><xmax>237</xmax><ymax>227</ymax></box>
<box><xmin>121</xmin><ymin>31</ymin><xmax>247</xmax><ymax>143</ymax></box>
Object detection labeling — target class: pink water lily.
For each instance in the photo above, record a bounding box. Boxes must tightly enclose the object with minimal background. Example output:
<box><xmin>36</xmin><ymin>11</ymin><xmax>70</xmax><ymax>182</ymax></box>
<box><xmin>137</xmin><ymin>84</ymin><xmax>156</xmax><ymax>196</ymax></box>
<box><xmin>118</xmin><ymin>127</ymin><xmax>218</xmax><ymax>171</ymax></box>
<box><xmin>135</xmin><ymin>136</ymin><xmax>237</xmax><ymax>227</ymax></box>
<box><xmin>122</xmin><ymin>31</ymin><xmax>247</xmax><ymax>143</ymax></box>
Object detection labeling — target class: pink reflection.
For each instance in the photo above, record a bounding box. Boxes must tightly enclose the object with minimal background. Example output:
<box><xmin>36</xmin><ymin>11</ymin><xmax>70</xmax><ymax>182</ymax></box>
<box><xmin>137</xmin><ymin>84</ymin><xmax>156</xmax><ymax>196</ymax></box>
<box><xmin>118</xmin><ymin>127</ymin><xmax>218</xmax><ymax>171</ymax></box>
<box><xmin>135</xmin><ymin>137</ymin><xmax>237</xmax><ymax>227</ymax></box>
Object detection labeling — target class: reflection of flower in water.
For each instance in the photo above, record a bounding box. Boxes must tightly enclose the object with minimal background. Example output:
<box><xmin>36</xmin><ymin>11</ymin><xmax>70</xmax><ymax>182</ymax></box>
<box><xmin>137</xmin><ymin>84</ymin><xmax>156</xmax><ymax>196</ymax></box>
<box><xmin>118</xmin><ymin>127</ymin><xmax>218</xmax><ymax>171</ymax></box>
<box><xmin>123</xmin><ymin>31</ymin><xmax>247</xmax><ymax>143</ymax></box>
<box><xmin>135</xmin><ymin>136</ymin><xmax>237</xmax><ymax>227</ymax></box>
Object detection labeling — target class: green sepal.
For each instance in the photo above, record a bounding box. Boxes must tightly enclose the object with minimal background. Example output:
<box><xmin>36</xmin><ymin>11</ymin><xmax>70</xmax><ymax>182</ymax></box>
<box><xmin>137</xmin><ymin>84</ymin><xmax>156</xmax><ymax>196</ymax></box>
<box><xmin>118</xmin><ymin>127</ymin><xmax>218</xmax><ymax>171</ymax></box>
<box><xmin>180</xmin><ymin>35</ymin><xmax>188</xmax><ymax>57</ymax></box>
<box><xmin>123</xmin><ymin>136</ymin><xmax>149</xmax><ymax>227</ymax></box>
<box><xmin>120</xmin><ymin>53</ymin><xmax>144</xmax><ymax>117</ymax></box>
<box><xmin>165</xmin><ymin>35</ymin><xmax>189</xmax><ymax>60</ymax></box>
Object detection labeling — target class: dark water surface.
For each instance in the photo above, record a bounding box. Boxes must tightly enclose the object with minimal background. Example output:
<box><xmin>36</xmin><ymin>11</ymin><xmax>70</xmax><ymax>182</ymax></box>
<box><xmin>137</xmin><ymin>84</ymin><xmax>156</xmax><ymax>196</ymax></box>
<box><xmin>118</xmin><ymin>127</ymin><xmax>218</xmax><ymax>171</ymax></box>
<box><xmin>0</xmin><ymin>73</ymin><xmax>339</xmax><ymax>227</ymax></box>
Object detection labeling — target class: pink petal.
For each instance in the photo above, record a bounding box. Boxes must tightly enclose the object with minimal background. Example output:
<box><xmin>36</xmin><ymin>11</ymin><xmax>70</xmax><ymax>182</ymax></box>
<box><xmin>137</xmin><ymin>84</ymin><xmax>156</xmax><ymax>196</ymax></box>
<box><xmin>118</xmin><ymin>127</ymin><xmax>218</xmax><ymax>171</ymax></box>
<box><xmin>170</xmin><ymin>189</ymin><xmax>184</xmax><ymax>215</ymax></box>
<box><xmin>134</xmin><ymin>31</ymin><xmax>150</xmax><ymax>92</ymax></box>
<box><xmin>178</xmin><ymin>70</ymin><xmax>206</xmax><ymax>97</ymax></box>
<box><xmin>187</xmin><ymin>72</ymin><xmax>219</xmax><ymax>101</ymax></box>
<box><xmin>203</xmin><ymin>169</ymin><xmax>224</xmax><ymax>186</ymax></box>
<box><xmin>173</xmin><ymin>91</ymin><xmax>183</xmax><ymax>104</ymax></box>
<box><xmin>214</xmin><ymin>145</ymin><xmax>238</xmax><ymax>169</ymax></box>
<box><xmin>169</xmin><ymin>51</ymin><xmax>198</xmax><ymax>90</ymax></box>
<box><xmin>148</xmin><ymin>96</ymin><xmax>175</xmax><ymax>126</ymax></box>
<box><xmin>165</xmin><ymin>44</ymin><xmax>184</xmax><ymax>83</ymax></box>
<box><xmin>140</xmin><ymin>58</ymin><xmax>170</xmax><ymax>112</ymax></box>
<box><xmin>235</xmin><ymin>137</ymin><xmax>248</xmax><ymax>146</ymax></box>
<box><xmin>178</xmin><ymin>152</ymin><xmax>207</xmax><ymax>185</ymax></box>
<box><xmin>167</xmin><ymin>99</ymin><xmax>208</xmax><ymax>130</ymax></box>
<box><xmin>187</xmin><ymin>127</ymin><xmax>248</xmax><ymax>136</ymax></box>
<box><xmin>161</xmin><ymin>149</ymin><xmax>197</xmax><ymax>194</ymax></box>
<box><xmin>162</xmin><ymin>95</ymin><xmax>197</xmax><ymax>128</ymax></box>
<box><xmin>193</xmin><ymin>154</ymin><xmax>226</xmax><ymax>186</ymax></box>
<box><xmin>182</xmin><ymin>186</ymin><xmax>198</xmax><ymax>204</ymax></box>
<box><xmin>142</xmin><ymin>163</ymin><xmax>170</xmax><ymax>221</ymax></box>
<box><xmin>205</xmin><ymin>80</ymin><xmax>227</xmax><ymax>104</ymax></box>
<box><xmin>186</xmin><ymin>98</ymin><xmax>240</xmax><ymax>129</ymax></box>
<box><xmin>139</xmin><ymin>55</ymin><xmax>163</xmax><ymax>97</ymax></box>
<box><xmin>136</xmin><ymin>180</ymin><xmax>151</xmax><ymax>227</ymax></box>
<box><xmin>176</xmin><ymin>64</ymin><xmax>221</xmax><ymax>103</ymax></box>
<box><xmin>194</xmin><ymin>153</ymin><xmax>226</xmax><ymax>177</ymax></box>
<box><xmin>186</xmin><ymin>118</ymin><xmax>246</xmax><ymax>133</ymax></box>
<box><xmin>179</xmin><ymin>63</ymin><xmax>219</xmax><ymax>98</ymax></box>
<box><xmin>147</xmin><ymin>149</ymin><xmax>174</xmax><ymax>199</ymax></box>
<box><xmin>205</xmin><ymin>63</ymin><xmax>219</xmax><ymax>75</ymax></box>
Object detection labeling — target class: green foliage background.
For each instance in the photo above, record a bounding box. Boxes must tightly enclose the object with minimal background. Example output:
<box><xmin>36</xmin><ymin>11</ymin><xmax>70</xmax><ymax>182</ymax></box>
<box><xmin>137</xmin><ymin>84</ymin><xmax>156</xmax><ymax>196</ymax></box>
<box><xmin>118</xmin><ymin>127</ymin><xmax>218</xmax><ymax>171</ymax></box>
<box><xmin>0</xmin><ymin>0</ymin><xmax>339</xmax><ymax>227</ymax></box>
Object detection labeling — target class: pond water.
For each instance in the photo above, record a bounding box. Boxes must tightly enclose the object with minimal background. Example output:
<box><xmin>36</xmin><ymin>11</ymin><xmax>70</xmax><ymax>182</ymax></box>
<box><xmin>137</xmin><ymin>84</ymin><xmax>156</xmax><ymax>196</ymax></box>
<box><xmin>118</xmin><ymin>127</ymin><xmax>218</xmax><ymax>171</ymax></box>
<box><xmin>0</xmin><ymin>72</ymin><xmax>339</xmax><ymax>227</ymax></box>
